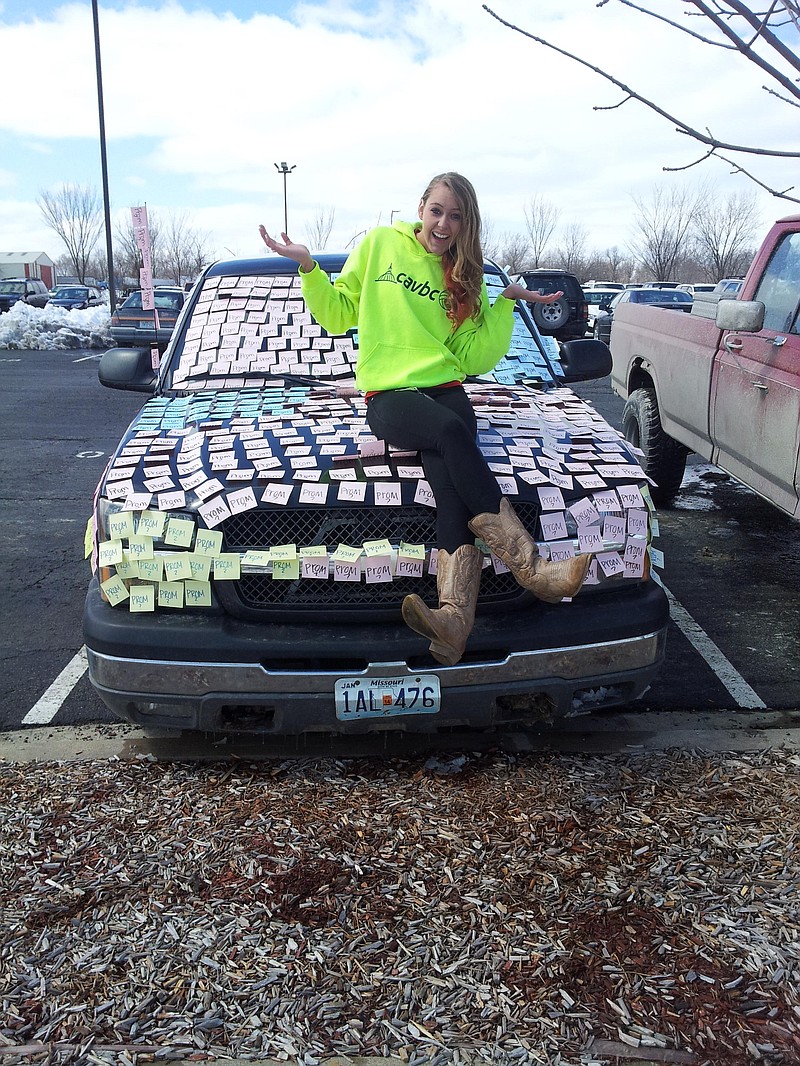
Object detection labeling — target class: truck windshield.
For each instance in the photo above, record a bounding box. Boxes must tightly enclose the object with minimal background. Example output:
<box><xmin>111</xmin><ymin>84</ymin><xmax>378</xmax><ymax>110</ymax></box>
<box><xmin>162</xmin><ymin>268</ymin><xmax>564</xmax><ymax>392</ymax></box>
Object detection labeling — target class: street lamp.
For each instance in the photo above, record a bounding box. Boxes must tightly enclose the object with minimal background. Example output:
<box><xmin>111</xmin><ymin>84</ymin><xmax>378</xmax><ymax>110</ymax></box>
<box><xmin>390</xmin><ymin>209</ymin><xmax>400</xmax><ymax>224</ymax></box>
<box><xmin>274</xmin><ymin>161</ymin><xmax>296</xmax><ymax>234</ymax></box>
<box><xmin>91</xmin><ymin>0</ymin><xmax>116</xmax><ymax>311</ymax></box>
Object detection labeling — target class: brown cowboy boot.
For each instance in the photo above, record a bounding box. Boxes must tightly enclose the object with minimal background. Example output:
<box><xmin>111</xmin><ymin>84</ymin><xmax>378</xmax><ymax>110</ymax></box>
<box><xmin>401</xmin><ymin>544</ymin><xmax>484</xmax><ymax>666</ymax></box>
<box><xmin>468</xmin><ymin>497</ymin><xmax>590</xmax><ymax>603</ymax></box>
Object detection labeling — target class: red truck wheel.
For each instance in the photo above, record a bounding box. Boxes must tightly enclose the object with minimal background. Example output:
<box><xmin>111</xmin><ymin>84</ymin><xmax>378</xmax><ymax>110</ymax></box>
<box><xmin>622</xmin><ymin>387</ymin><xmax>689</xmax><ymax>506</ymax></box>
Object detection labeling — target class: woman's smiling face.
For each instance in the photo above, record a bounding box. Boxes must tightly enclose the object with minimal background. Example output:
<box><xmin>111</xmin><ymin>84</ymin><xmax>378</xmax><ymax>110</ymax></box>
<box><xmin>416</xmin><ymin>182</ymin><xmax>462</xmax><ymax>256</ymax></box>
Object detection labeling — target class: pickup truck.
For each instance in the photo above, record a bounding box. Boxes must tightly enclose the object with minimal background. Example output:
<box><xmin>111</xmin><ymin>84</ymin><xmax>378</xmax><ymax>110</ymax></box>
<box><xmin>84</xmin><ymin>253</ymin><xmax>669</xmax><ymax>736</ymax></box>
<box><xmin>610</xmin><ymin>214</ymin><xmax>800</xmax><ymax>518</ymax></box>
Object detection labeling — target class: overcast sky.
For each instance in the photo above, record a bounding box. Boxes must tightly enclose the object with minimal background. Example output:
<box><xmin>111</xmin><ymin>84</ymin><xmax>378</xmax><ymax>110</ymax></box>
<box><xmin>0</xmin><ymin>0</ymin><xmax>795</xmax><ymax>269</ymax></box>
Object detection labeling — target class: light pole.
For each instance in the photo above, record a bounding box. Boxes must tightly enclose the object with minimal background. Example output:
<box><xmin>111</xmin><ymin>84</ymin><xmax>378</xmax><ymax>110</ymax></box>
<box><xmin>390</xmin><ymin>209</ymin><xmax>400</xmax><ymax>224</ymax></box>
<box><xmin>92</xmin><ymin>0</ymin><xmax>116</xmax><ymax>310</ymax></box>
<box><xmin>274</xmin><ymin>161</ymin><xmax>296</xmax><ymax>234</ymax></box>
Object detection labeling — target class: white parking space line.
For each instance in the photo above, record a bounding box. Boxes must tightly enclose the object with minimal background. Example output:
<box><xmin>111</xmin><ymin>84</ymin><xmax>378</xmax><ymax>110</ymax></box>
<box><xmin>73</xmin><ymin>355</ymin><xmax>101</xmax><ymax>363</ymax></box>
<box><xmin>22</xmin><ymin>647</ymin><xmax>89</xmax><ymax>725</ymax></box>
<box><xmin>663</xmin><ymin>585</ymin><xmax>767</xmax><ymax>709</ymax></box>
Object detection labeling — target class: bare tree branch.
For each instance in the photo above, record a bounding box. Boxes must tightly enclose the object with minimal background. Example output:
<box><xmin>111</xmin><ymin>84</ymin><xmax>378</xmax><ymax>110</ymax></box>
<box><xmin>613</xmin><ymin>0</ymin><xmax>738</xmax><ymax>49</ymax></box>
<box><xmin>482</xmin><ymin>4</ymin><xmax>800</xmax><ymax>160</ymax></box>
<box><xmin>689</xmin><ymin>0</ymin><xmax>800</xmax><ymax>100</ymax></box>
<box><xmin>484</xmin><ymin>3</ymin><xmax>799</xmax><ymax>205</ymax></box>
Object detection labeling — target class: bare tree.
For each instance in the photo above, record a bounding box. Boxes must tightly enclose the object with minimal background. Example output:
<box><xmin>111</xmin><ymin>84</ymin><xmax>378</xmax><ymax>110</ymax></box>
<box><xmin>498</xmin><ymin>232</ymin><xmax>531</xmax><ymax>274</ymax></box>
<box><xmin>691</xmin><ymin>187</ymin><xmax>760</xmax><ymax>280</ymax></box>
<box><xmin>38</xmin><ymin>184</ymin><xmax>104</xmax><ymax>283</ymax></box>
<box><xmin>524</xmin><ymin>196</ymin><xmax>560</xmax><ymax>267</ymax></box>
<box><xmin>483</xmin><ymin>1</ymin><xmax>800</xmax><ymax>203</ymax></box>
<box><xmin>583</xmin><ymin>246</ymin><xmax>635</xmax><ymax>283</ymax></box>
<box><xmin>157</xmin><ymin>211</ymin><xmax>212</xmax><ymax>285</ymax></box>
<box><xmin>555</xmin><ymin>222</ymin><xmax>590</xmax><ymax>276</ymax></box>
<box><xmin>630</xmin><ymin>185</ymin><xmax>701</xmax><ymax>280</ymax></box>
<box><xmin>306</xmin><ymin>207</ymin><xmax>336</xmax><ymax>250</ymax></box>
<box><xmin>481</xmin><ymin>218</ymin><xmax>502</xmax><ymax>261</ymax></box>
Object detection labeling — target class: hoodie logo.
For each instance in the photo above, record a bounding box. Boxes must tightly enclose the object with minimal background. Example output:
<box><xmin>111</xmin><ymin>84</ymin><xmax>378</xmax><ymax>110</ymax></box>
<box><xmin>374</xmin><ymin>263</ymin><xmax>448</xmax><ymax>310</ymax></box>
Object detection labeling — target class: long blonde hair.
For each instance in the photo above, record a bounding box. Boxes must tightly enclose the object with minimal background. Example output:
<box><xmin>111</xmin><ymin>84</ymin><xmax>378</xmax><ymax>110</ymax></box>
<box><xmin>420</xmin><ymin>172</ymin><xmax>483</xmax><ymax>329</ymax></box>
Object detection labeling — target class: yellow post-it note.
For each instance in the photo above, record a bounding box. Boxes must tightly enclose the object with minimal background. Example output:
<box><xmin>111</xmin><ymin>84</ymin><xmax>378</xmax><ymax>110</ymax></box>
<box><xmin>116</xmin><ymin>555</ymin><xmax>139</xmax><ymax>580</ymax></box>
<box><xmin>398</xmin><ymin>542</ymin><xmax>426</xmax><ymax>560</ymax></box>
<box><xmin>163</xmin><ymin>554</ymin><xmax>194</xmax><ymax>582</ymax></box>
<box><xmin>195</xmin><ymin>528</ymin><xmax>223</xmax><ymax>557</ymax></box>
<box><xmin>300</xmin><ymin>544</ymin><xmax>328</xmax><ymax>557</ymax></box>
<box><xmin>137</xmin><ymin>556</ymin><xmax>164</xmax><ymax>583</ymax></box>
<box><xmin>184</xmin><ymin>580</ymin><xmax>212</xmax><ymax>606</ymax></box>
<box><xmin>331</xmin><ymin>544</ymin><xmax>362</xmax><ymax>564</ymax></box>
<box><xmin>98</xmin><ymin>539</ymin><xmax>124</xmax><ymax>568</ymax></box>
<box><xmin>129</xmin><ymin>584</ymin><xmax>156</xmax><ymax>612</ymax></box>
<box><xmin>188</xmin><ymin>555</ymin><xmax>211</xmax><ymax>582</ymax></box>
<box><xmin>272</xmin><ymin>557</ymin><xmax>300</xmax><ymax>580</ymax></box>
<box><xmin>214</xmin><ymin>554</ymin><xmax>241</xmax><ymax>580</ymax></box>
<box><xmin>84</xmin><ymin>517</ymin><xmax>94</xmax><ymax>559</ymax></box>
<box><xmin>363</xmin><ymin>538</ymin><xmax>393</xmax><ymax>557</ymax></box>
<box><xmin>101</xmin><ymin>574</ymin><xmax>130</xmax><ymax>606</ymax></box>
<box><xmin>137</xmin><ymin>509</ymin><xmax>167</xmax><ymax>539</ymax></box>
<box><xmin>108</xmin><ymin>511</ymin><xmax>135</xmax><ymax>539</ymax></box>
<box><xmin>158</xmin><ymin>581</ymin><xmax>185</xmax><ymax>609</ymax></box>
<box><xmin>127</xmin><ymin>535</ymin><xmax>154</xmax><ymax>561</ymax></box>
<box><xmin>165</xmin><ymin>517</ymin><xmax>195</xmax><ymax>548</ymax></box>
<box><xmin>241</xmin><ymin>550</ymin><xmax>271</xmax><ymax>568</ymax></box>
<box><xmin>270</xmin><ymin>543</ymin><xmax>297</xmax><ymax>562</ymax></box>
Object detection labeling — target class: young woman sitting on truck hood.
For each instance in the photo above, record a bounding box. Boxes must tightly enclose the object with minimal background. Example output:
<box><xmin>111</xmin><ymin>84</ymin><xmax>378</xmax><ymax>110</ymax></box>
<box><xmin>259</xmin><ymin>172</ymin><xmax>591</xmax><ymax>666</ymax></box>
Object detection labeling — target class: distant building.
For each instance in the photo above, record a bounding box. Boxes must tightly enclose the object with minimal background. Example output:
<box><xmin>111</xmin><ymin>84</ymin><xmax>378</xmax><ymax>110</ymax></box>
<box><xmin>0</xmin><ymin>251</ymin><xmax>56</xmax><ymax>289</ymax></box>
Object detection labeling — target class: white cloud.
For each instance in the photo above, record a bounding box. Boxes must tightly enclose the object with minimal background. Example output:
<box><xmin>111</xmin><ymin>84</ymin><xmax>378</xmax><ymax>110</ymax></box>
<box><xmin>0</xmin><ymin>0</ymin><xmax>794</xmax><ymax>266</ymax></box>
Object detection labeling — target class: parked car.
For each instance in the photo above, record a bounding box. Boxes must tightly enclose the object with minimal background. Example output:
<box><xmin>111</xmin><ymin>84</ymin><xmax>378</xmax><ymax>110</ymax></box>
<box><xmin>714</xmin><ymin>278</ymin><xmax>744</xmax><ymax>298</ymax></box>
<box><xmin>514</xmin><ymin>269</ymin><xmax>588</xmax><ymax>341</ymax></box>
<box><xmin>677</xmin><ymin>283</ymin><xmax>716</xmax><ymax>295</ymax></box>
<box><xmin>109</xmin><ymin>287</ymin><xmax>187</xmax><ymax>350</ymax></box>
<box><xmin>49</xmin><ymin>285</ymin><xmax>104</xmax><ymax>310</ymax></box>
<box><xmin>594</xmin><ymin>288</ymin><xmax>693</xmax><ymax>344</ymax></box>
<box><xmin>584</xmin><ymin>281</ymin><xmax>625</xmax><ymax>291</ymax></box>
<box><xmin>688</xmin><ymin>278</ymin><xmax>745</xmax><ymax>320</ymax></box>
<box><xmin>0</xmin><ymin>277</ymin><xmax>50</xmax><ymax>313</ymax></box>
<box><xmin>585</xmin><ymin>288</ymin><xmax>625</xmax><ymax>335</ymax></box>
<box><xmin>84</xmin><ymin>253</ymin><xmax>669</xmax><ymax>736</ymax></box>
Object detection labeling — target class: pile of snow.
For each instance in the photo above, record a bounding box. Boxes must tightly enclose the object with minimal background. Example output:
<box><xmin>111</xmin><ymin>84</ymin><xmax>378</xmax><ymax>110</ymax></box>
<box><xmin>0</xmin><ymin>301</ymin><xmax>113</xmax><ymax>350</ymax></box>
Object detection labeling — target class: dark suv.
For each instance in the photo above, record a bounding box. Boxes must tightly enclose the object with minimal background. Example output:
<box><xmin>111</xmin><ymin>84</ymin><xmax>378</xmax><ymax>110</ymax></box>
<box><xmin>514</xmin><ymin>269</ymin><xmax>588</xmax><ymax>341</ymax></box>
<box><xmin>0</xmin><ymin>277</ymin><xmax>50</xmax><ymax>313</ymax></box>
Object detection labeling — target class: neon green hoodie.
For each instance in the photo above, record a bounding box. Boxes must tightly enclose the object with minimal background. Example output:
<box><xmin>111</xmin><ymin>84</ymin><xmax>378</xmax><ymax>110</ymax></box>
<box><xmin>300</xmin><ymin>220</ymin><xmax>515</xmax><ymax>393</ymax></box>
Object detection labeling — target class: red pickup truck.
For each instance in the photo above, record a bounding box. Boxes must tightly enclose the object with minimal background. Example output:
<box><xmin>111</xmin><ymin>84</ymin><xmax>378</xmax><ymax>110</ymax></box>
<box><xmin>610</xmin><ymin>214</ymin><xmax>800</xmax><ymax>518</ymax></box>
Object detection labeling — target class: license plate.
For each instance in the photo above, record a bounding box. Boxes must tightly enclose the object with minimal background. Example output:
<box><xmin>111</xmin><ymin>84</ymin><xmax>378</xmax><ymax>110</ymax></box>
<box><xmin>335</xmin><ymin>675</ymin><xmax>440</xmax><ymax>721</ymax></box>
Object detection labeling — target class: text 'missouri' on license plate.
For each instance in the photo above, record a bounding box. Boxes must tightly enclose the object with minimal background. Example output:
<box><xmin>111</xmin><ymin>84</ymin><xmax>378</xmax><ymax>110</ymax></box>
<box><xmin>335</xmin><ymin>675</ymin><xmax>440</xmax><ymax>721</ymax></box>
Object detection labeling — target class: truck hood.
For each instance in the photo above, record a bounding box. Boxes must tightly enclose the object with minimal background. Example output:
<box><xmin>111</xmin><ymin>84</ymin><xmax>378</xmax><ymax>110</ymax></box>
<box><xmin>99</xmin><ymin>382</ymin><xmax>646</xmax><ymax>517</ymax></box>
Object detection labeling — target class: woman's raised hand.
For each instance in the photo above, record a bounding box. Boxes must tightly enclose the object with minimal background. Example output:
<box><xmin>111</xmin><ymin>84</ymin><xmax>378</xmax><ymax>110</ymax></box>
<box><xmin>501</xmin><ymin>282</ymin><xmax>565</xmax><ymax>304</ymax></box>
<box><xmin>258</xmin><ymin>226</ymin><xmax>314</xmax><ymax>272</ymax></box>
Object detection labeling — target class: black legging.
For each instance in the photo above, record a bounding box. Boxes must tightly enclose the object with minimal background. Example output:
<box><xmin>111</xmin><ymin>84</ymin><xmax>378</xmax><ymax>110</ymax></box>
<box><xmin>366</xmin><ymin>385</ymin><xmax>502</xmax><ymax>552</ymax></box>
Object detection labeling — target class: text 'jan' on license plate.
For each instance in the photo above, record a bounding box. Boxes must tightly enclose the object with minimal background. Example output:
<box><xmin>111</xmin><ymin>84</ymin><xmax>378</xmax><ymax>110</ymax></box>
<box><xmin>335</xmin><ymin>675</ymin><xmax>441</xmax><ymax>721</ymax></box>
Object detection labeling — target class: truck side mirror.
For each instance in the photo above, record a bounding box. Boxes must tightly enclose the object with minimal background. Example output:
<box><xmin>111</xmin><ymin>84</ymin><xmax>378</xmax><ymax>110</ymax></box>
<box><xmin>716</xmin><ymin>300</ymin><xmax>765</xmax><ymax>333</ymax></box>
<box><xmin>558</xmin><ymin>338</ymin><xmax>612</xmax><ymax>382</ymax></box>
<box><xmin>99</xmin><ymin>347</ymin><xmax>158</xmax><ymax>392</ymax></box>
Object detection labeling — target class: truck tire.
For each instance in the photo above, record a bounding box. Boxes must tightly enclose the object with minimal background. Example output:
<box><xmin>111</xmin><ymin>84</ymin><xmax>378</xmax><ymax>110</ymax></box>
<box><xmin>622</xmin><ymin>387</ymin><xmax>688</xmax><ymax>506</ymax></box>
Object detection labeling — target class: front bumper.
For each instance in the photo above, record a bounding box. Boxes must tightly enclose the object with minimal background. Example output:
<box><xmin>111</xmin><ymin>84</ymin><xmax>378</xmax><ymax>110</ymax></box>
<box><xmin>83</xmin><ymin>577</ymin><xmax>669</xmax><ymax>734</ymax></box>
<box><xmin>109</xmin><ymin>326</ymin><xmax>174</xmax><ymax>348</ymax></box>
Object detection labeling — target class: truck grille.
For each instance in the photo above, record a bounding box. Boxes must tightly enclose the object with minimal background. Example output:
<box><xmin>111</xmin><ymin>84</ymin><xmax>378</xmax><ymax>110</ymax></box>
<box><xmin>220</xmin><ymin>504</ymin><xmax>539</xmax><ymax>614</ymax></box>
